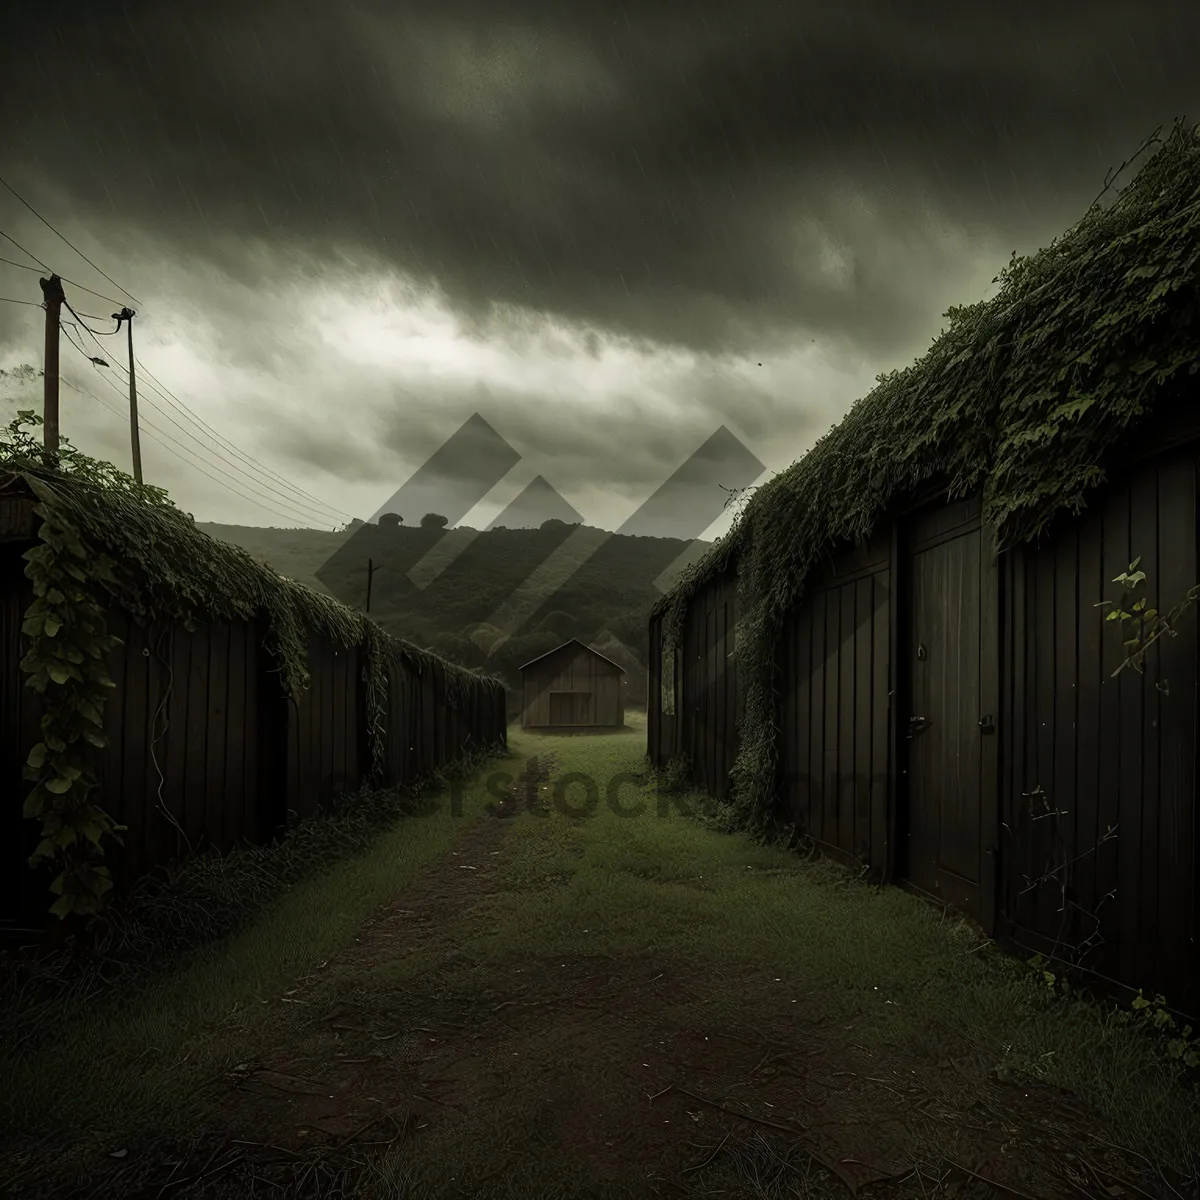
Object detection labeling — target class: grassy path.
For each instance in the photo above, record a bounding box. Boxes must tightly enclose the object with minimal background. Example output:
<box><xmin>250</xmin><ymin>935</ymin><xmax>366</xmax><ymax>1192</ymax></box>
<box><xmin>3</xmin><ymin>720</ymin><xmax>1198</xmax><ymax>1199</ymax></box>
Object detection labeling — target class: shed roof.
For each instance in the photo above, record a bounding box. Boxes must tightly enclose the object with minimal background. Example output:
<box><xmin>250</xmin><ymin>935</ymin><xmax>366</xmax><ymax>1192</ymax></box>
<box><xmin>518</xmin><ymin>637</ymin><xmax>627</xmax><ymax>673</ymax></box>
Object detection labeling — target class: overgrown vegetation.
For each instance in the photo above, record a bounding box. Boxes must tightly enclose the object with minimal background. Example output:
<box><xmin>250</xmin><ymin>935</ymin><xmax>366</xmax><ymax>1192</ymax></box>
<box><xmin>0</xmin><ymin>412</ymin><xmax>504</xmax><ymax>920</ymax></box>
<box><xmin>0</xmin><ymin>741</ymin><xmax>503</xmax><ymax>1059</ymax></box>
<box><xmin>4</xmin><ymin>727</ymin><xmax>1197</xmax><ymax>1199</ymax></box>
<box><xmin>653</xmin><ymin>119</ymin><xmax>1200</xmax><ymax>832</ymax></box>
<box><xmin>1099</xmin><ymin>555</ymin><xmax>1200</xmax><ymax>681</ymax></box>
<box><xmin>204</xmin><ymin>515</ymin><xmax>685</xmax><ymax>698</ymax></box>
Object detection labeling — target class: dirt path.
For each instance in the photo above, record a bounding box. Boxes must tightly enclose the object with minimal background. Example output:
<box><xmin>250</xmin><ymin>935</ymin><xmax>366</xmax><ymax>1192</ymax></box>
<box><xmin>32</xmin><ymin>736</ymin><xmax>1196</xmax><ymax>1199</ymax></box>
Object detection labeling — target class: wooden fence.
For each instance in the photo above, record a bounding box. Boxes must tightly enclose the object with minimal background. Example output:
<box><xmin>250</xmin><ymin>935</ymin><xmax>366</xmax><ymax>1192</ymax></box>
<box><xmin>649</xmin><ymin>432</ymin><xmax>1200</xmax><ymax>1014</ymax></box>
<box><xmin>1</xmin><ymin>515</ymin><xmax>507</xmax><ymax>932</ymax></box>
<box><xmin>648</xmin><ymin>570</ymin><xmax>738</xmax><ymax>798</ymax></box>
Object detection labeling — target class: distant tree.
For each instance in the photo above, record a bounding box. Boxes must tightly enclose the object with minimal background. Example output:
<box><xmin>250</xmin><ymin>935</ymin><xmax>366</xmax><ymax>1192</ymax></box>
<box><xmin>429</xmin><ymin>632</ymin><xmax>486</xmax><ymax>669</ymax></box>
<box><xmin>540</xmin><ymin>518</ymin><xmax>567</xmax><ymax>531</ymax></box>
<box><xmin>421</xmin><ymin>512</ymin><xmax>449</xmax><ymax>529</ymax></box>
<box><xmin>465</xmin><ymin>622</ymin><xmax>504</xmax><ymax>653</ymax></box>
<box><xmin>379</xmin><ymin>512</ymin><xmax>403</xmax><ymax>527</ymax></box>
<box><xmin>536</xmin><ymin>609</ymin><xmax>578</xmax><ymax>639</ymax></box>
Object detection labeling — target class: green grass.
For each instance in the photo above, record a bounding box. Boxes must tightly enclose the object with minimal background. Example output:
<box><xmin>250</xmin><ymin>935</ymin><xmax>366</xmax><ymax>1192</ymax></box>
<box><xmin>4</xmin><ymin>718</ymin><xmax>1198</xmax><ymax>1199</ymax></box>
<box><xmin>426</xmin><ymin>727</ymin><xmax>1199</xmax><ymax>1173</ymax></box>
<box><xmin>0</xmin><ymin>761</ymin><xmax>505</xmax><ymax>1158</ymax></box>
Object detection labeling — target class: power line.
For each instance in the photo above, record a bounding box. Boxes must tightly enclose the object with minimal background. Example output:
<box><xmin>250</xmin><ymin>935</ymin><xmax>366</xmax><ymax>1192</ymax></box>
<box><xmin>63</xmin><ymin>315</ymin><xmax>121</xmax><ymax>336</ymax></box>
<box><xmin>74</xmin><ymin>372</ymin><xmax>331</xmax><ymax>529</ymax></box>
<box><xmin>0</xmin><ymin>296</ymin><xmax>42</xmax><ymax>306</ymax></box>
<box><xmin>61</xmin><ymin>331</ymin><xmax>344</xmax><ymax>527</ymax></box>
<box><xmin>0</xmin><ymin>227</ymin><xmax>50</xmax><ymax>272</ymax></box>
<box><xmin>59</xmin><ymin>297</ymin><xmax>355</xmax><ymax>524</ymax></box>
<box><xmin>0</xmin><ymin>175</ymin><xmax>140</xmax><ymax>305</ymax></box>
<box><xmin>67</xmin><ymin>356</ymin><xmax>340</xmax><ymax>527</ymax></box>
<box><xmin>0</xmin><ymin>254</ymin><xmax>43</xmax><ymax>273</ymax></box>
<box><xmin>62</xmin><ymin>300</ymin><xmax>121</xmax><ymax>336</ymax></box>
<box><xmin>133</xmin><ymin>356</ymin><xmax>358</xmax><ymax>523</ymax></box>
<box><xmin>70</xmin><ymin>354</ymin><xmax>335</xmax><ymax>527</ymax></box>
<box><xmin>1</xmin><ymin>232</ymin><xmax>124</xmax><ymax>307</ymax></box>
<box><xmin>61</xmin><ymin>301</ymin><xmax>351</xmax><ymax>522</ymax></box>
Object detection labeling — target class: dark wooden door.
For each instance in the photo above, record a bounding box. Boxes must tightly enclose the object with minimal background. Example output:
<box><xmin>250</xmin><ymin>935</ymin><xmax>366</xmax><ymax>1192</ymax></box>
<box><xmin>902</xmin><ymin>496</ymin><xmax>999</xmax><ymax>931</ymax></box>
<box><xmin>550</xmin><ymin>691</ymin><xmax>593</xmax><ymax>725</ymax></box>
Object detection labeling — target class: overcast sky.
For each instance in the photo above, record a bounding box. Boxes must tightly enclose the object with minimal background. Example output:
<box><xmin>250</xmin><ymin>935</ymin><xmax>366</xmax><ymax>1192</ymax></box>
<box><xmin>0</xmin><ymin>0</ymin><xmax>1195</xmax><ymax>536</ymax></box>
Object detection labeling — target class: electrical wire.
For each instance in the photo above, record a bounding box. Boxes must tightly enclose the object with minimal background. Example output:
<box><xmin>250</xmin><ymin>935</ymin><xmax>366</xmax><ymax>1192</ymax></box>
<box><xmin>6</xmin><ymin>204</ymin><xmax>357</xmax><ymax>526</ymax></box>
<box><xmin>65</xmin><ymin>320</ymin><xmax>344</xmax><ymax>526</ymax></box>
<box><xmin>0</xmin><ymin>254</ymin><xmax>43</xmax><ymax>273</ymax></box>
<box><xmin>64</xmin><ymin>305</ymin><xmax>357</xmax><ymax>524</ymax></box>
<box><xmin>64</xmin><ymin>356</ymin><xmax>340</xmax><ymax>527</ymax></box>
<box><xmin>62</xmin><ymin>300</ymin><xmax>121</xmax><ymax>336</ymax></box>
<box><xmin>62</xmin><ymin>339</ymin><xmax>342</xmax><ymax>526</ymax></box>
<box><xmin>1</xmin><ymin>228</ymin><xmax>124</xmax><ymax>305</ymax></box>
<box><xmin>0</xmin><ymin>227</ymin><xmax>50</xmax><ymax>272</ymax></box>
<box><xmin>0</xmin><ymin>296</ymin><xmax>42</xmax><ymax>306</ymax></box>
<box><xmin>133</xmin><ymin>355</ymin><xmax>358</xmax><ymax>523</ymax></box>
<box><xmin>0</xmin><ymin>175</ymin><xmax>140</xmax><ymax>305</ymax></box>
<box><xmin>60</xmin><ymin>297</ymin><xmax>355</xmax><ymax>524</ymax></box>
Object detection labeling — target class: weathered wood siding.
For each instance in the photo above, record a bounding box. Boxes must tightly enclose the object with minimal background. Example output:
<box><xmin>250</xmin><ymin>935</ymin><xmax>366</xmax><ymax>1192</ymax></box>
<box><xmin>898</xmin><ymin>495</ymin><xmax>1000</xmax><ymax>931</ymax></box>
<box><xmin>647</xmin><ymin>613</ymin><xmax>680</xmax><ymax>766</ymax></box>
<box><xmin>647</xmin><ymin>436</ymin><xmax>1200</xmax><ymax>1011</ymax></box>
<box><xmin>285</xmin><ymin>638</ymin><xmax>366</xmax><ymax>819</ymax></box>
<box><xmin>1002</xmin><ymin>446</ymin><xmax>1198</xmax><ymax>1010</ymax></box>
<box><xmin>679</xmin><ymin>571</ymin><xmax>738</xmax><ymax>801</ymax></box>
<box><xmin>1</xmin><ymin>500</ymin><xmax>508</xmax><ymax>930</ymax></box>
<box><xmin>521</xmin><ymin>642</ymin><xmax>624</xmax><ymax>728</ymax></box>
<box><xmin>778</xmin><ymin>529</ymin><xmax>891</xmax><ymax>875</ymax></box>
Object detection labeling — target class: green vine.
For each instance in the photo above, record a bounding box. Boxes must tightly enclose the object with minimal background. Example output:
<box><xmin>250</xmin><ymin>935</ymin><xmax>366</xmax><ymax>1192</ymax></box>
<box><xmin>1029</xmin><ymin>955</ymin><xmax>1199</xmax><ymax>1076</ymax></box>
<box><xmin>20</xmin><ymin>498</ymin><xmax>126</xmax><ymax>918</ymax></box>
<box><xmin>1</xmin><ymin>410</ymin><xmax>505</xmax><ymax>922</ymax></box>
<box><xmin>654</xmin><ymin>119</ymin><xmax>1200</xmax><ymax>834</ymax></box>
<box><xmin>1096</xmin><ymin>556</ymin><xmax>1200</xmax><ymax>683</ymax></box>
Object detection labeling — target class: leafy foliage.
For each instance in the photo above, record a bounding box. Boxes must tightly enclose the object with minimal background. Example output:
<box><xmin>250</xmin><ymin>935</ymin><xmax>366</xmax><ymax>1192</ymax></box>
<box><xmin>0</xmin><ymin>412</ymin><xmax>504</xmax><ymax>921</ymax></box>
<box><xmin>1096</xmin><ymin>556</ymin><xmax>1200</xmax><ymax>683</ymax></box>
<box><xmin>653</xmin><ymin>120</ymin><xmax>1200</xmax><ymax>831</ymax></box>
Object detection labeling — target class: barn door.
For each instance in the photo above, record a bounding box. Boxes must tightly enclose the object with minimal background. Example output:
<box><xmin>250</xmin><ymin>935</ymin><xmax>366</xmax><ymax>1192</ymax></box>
<box><xmin>550</xmin><ymin>691</ymin><xmax>593</xmax><ymax>725</ymax></box>
<box><xmin>901</xmin><ymin>496</ymin><xmax>999</xmax><ymax>932</ymax></box>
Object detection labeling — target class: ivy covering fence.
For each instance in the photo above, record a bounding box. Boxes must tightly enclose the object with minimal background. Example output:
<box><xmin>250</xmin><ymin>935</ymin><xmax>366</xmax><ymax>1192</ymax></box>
<box><xmin>653</xmin><ymin>119</ymin><xmax>1200</xmax><ymax>832</ymax></box>
<box><xmin>1</xmin><ymin>415</ymin><xmax>506</xmax><ymax>921</ymax></box>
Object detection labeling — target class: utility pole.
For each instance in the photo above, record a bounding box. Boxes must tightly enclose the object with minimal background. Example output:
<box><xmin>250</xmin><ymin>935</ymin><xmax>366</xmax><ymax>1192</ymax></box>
<box><xmin>365</xmin><ymin>557</ymin><xmax>377</xmax><ymax>613</ymax></box>
<box><xmin>39</xmin><ymin>274</ymin><xmax>64</xmax><ymax>465</ymax></box>
<box><xmin>113</xmin><ymin>307</ymin><xmax>141</xmax><ymax>483</ymax></box>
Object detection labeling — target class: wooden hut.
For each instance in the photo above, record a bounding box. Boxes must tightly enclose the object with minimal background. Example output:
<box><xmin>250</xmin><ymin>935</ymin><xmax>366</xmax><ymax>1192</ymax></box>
<box><xmin>648</xmin><ymin>122</ymin><xmax>1200</xmax><ymax>1015</ymax></box>
<box><xmin>519</xmin><ymin>638</ymin><xmax>625</xmax><ymax>730</ymax></box>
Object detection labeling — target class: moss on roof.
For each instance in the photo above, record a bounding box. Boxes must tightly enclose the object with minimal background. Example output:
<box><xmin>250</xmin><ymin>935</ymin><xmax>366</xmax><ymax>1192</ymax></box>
<box><xmin>653</xmin><ymin>119</ymin><xmax>1200</xmax><ymax>830</ymax></box>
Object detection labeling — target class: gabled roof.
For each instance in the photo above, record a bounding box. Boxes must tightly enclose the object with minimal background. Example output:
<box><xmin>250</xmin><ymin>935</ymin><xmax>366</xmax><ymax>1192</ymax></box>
<box><xmin>518</xmin><ymin>637</ymin><xmax>627</xmax><ymax>673</ymax></box>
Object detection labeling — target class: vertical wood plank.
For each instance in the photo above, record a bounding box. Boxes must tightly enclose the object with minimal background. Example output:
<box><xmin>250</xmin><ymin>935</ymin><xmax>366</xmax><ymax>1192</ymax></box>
<box><xmin>1097</xmin><ymin>482</ymin><xmax>1130</xmax><ymax>984</ymax></box>
<box><xmin>854</xmin><ymin>576</ymin><xmax>873</xmax><ymax>860</ymax></box>
<box><xmin>1154</xmin><ymin>453</ymin><xmax>1197</xmax><ymax>1006</ymax></box>
<box><xmin>823</xmin><ymin>588</ymin><xmax>840</xmax><ymax>845</ymax></box>
<box><xmin>870</xmin><ymin>570</ymin><xmax>890</xmax><ymax>879</ymax></box>
<box><xmin>809</xmin><ymin>590</ymin><xmax>826</xmax><ymax>844</ymax></box>
<box><xmin>205</xmin><ymin>622</ymin><xmax>231</xmax><ymax>850</ymax></box>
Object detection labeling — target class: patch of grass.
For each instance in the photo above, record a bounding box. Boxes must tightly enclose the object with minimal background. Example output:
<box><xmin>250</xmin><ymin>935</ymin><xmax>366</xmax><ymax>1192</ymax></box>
<box><xmin>358</xmin><ymin>727</ymin><xmax>1200</xmax><ymax>1181</ymax></box>
<box><xmin>6</xmin><ymin>723</ymin><xmax>1199</xmax><ymax>1199</ymax></box>
<box><xmin>0</xmin><ymin>749</ymin><xmax>509</xmax><ymax>1165</ymax></box>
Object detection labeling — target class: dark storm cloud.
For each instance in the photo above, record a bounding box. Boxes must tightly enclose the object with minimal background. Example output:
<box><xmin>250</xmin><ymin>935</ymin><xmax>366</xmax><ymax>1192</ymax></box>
<box><xmin>2</xmin><ymin>0</ymin><xmax>1194</xmax><ymax>359</ymax></box>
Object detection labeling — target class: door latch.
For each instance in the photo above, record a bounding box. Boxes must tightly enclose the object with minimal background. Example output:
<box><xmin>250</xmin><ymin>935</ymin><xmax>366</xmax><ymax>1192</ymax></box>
<box><xmin>907</xmin><ymin>715</ymin><xmax>931</xmax><ymax>738</ymax></box>
<box><xmin>979</xmin><ymin>714</ymin><xmax>996</xmax><ymax>734</ymax></box>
